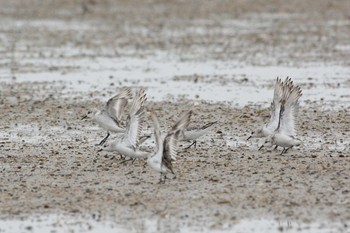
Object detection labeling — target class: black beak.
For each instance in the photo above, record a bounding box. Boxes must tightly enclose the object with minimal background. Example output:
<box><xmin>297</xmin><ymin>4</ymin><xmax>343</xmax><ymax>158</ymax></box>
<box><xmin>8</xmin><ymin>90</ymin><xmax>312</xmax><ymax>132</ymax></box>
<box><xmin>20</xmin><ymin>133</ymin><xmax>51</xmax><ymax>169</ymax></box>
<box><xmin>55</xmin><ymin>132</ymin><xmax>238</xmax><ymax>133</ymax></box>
<box><xmin>247</xmin><ymin>136</ymin><xmax>252</xmax><ymax>140</ymax></box>
<box><xmin>258</xmin><ymin>145</ymin><xmax>264</xmax><ymax>151</ymax></box>
<box><xmin>81</xmin><ymin>115</ymin><xmax>87</xmax><ymax>120</ymax></box>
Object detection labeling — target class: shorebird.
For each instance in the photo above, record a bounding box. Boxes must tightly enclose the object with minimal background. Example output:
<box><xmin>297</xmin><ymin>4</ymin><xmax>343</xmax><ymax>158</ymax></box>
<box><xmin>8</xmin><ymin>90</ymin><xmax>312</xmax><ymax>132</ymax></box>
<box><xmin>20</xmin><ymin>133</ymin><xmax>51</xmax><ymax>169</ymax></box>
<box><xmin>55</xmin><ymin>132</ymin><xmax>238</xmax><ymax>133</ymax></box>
<box><xmin>259</xmin><ymin>84</ymin><xmax>302</xmax><ymax>155</ymax></box>
<box><xmin>182</xmin><ymin>121</ymin><xmax>217</xmax><ymax>149</ymax></box>
<box><xmin>147</xmin><ymin>110</ymin><xmax>192</xmax><ymax>183</ymax></box>
<box><xmin>247</xmin><ymin>77</ymin><xmax>293</xmax><ymax>141</ymax></box>
<box><xmin>82</xmin><ymin>88</ymin><xmax>131</xmax><ymax>145</ymax></box>
<box><xmin>100</xmin><ymin>89</ymin><xmax>149</xmax><ymax>160</ymax></box>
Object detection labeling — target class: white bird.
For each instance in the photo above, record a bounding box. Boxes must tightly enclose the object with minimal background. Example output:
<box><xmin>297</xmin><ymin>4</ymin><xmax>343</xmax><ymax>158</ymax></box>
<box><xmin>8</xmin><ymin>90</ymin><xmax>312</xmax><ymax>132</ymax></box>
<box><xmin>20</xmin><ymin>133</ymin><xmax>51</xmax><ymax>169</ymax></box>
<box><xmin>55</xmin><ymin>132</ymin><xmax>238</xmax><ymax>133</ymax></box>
<box><xmin>100</xmin><ymin>89</ymin><xmax>149</xmax><ymax>160</ymax></box>
<box><xmin>82</xmin><ymin>88</ymin><xmax>131</xmax><ymax>145</ymax></box>
<box><xmin>147</xmin><ymin>110</ymin><xmax>192</xmax><ymax>183</ymax></box>
<box><xmin>182</xmin><ymin>121</ymin><xmax>217</xmax><ymax>149</ymax></box>
<box><xmin>259</xmin><ymin>84</ymin><xmax>302</xmax><ymax>155</ymax></box>
<box><xmin>248</xmin><ymin>77</ymin><xmax>292</xmax><ymax>141</ymax></box>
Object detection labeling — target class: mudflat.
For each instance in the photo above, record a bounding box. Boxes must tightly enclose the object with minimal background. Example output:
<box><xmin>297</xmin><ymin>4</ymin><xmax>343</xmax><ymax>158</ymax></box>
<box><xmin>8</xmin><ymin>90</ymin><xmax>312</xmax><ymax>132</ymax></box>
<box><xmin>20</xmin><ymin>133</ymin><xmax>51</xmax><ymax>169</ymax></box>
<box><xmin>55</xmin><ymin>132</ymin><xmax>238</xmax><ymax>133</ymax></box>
<box><xmin>0</xmin><ymin>0</ymin><xmax>349</xmax><ymax>232</ymax></box>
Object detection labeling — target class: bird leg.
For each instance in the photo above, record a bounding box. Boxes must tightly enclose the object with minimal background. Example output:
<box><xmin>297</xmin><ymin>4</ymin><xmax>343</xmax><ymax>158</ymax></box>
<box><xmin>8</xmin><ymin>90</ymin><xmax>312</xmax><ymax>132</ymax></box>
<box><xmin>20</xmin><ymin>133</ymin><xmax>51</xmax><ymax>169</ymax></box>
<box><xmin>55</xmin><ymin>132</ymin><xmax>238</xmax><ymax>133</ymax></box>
<box><xmin>119</xmin><ymin>157</ymin><xmax>135</xmax><ymax>164</ymax></box>
<box><xmin>97</xmin><ymin>132</ymin><xmax>110</xmax><ymax>146</ymax></box>
<box><xmin>284</xmin><ymin>147</ymin><xmax>291</xmax><ymax>154</ymax></box>
<box><xmin>143</xmin><ymin>161</ymin><xmax>147</xmax><ymax>168</ymax></box>
<box><xmin>185</xmin><ymin>140</ymin><xmax>197</xmax><ymax>149</ymax></box>
<box><xmin>273</xmin><ymin>145</ymin><xmax>278</xmax><ymax>150</ymax></box>
<box><xmin>280</xmin><ymin>148</ymin><xmax>286</xmax><ymax>155</ymax></box>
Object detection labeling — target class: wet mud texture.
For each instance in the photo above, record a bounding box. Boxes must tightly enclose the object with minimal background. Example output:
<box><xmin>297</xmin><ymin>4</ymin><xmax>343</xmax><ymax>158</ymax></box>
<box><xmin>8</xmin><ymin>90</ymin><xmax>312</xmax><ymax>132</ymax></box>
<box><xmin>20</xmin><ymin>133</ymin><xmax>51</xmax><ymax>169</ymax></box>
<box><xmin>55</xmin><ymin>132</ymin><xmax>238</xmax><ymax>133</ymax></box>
<box><xmin>0</xmin><ymin>0</ymin><xmax>350</xmax><ymax>231</ymax></box>
<box><xmin>1</xmin><ymin>82</ymin><xmax>349</xmax><ymax>229</ymax></box>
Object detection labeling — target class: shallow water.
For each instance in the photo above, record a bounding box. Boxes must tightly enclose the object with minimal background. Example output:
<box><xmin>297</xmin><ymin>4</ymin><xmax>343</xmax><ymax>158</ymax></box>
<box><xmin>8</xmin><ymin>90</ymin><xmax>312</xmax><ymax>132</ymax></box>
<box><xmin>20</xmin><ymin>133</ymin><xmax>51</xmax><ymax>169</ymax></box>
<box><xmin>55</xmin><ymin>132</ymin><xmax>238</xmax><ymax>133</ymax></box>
<box><xmin>3</xmin><ymin>55</ymin><xmax>350</xmax><ymax>108</ymax></box>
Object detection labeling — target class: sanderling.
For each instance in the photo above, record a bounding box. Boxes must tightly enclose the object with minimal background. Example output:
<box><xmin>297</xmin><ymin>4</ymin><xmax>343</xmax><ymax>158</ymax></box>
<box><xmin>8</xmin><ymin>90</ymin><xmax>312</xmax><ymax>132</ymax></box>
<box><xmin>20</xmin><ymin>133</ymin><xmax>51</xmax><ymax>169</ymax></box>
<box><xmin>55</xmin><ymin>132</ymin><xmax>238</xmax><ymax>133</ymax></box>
<box><xmin>182</xmin><ymin>121</ymin><xmax>217</xmax><ymax>149</ymax></box>
<box><xmin>147</xmin><ymin>110</ymin><xmax>192</xmax><ymax>183</ymax></box>
<box><xmin>100</xmin><ymin>89</ymin><xmax>149</xmax><ymax>160</ymax></box>
<box><xmin>259</xmin><ymin>83</ymin><xmax>302</xmax><ymax>155</ymax></box>
<box><xmin>82</xmin><ymin>88</ymin><xmax>131</xmax><ymax>145</ymax></box>
<box><xmin>247</xmin><ymin>77</ymin><xmax>293</xmax><ymax>141</ymax></box>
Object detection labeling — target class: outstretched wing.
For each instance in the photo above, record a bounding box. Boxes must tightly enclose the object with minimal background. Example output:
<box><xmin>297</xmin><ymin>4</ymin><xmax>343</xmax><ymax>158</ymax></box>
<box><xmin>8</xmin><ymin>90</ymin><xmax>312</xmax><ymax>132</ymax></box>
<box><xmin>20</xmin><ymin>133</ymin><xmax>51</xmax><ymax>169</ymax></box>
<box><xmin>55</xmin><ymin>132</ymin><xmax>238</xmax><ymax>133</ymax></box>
<box><xmin>170</xmin><ymin>110</ymin><xmax>192</xmax><ymax>132</ymax></box>
<box><xmin>123</xmin><ymin>108</ymin><xmax>145</xmax><ymax>149</ymax></box>
<box><xmin>122</xmin><ymin>89</ymin><xmax>147</xmax><ymax>148</ymax></box>
<box><xmin>162</xmin><ymin>130</ymin><xmax>180</xmax><ymax>174</ymax></box>
<box><xmin>106</xmin><ymin>87</ymin><xmax>131</xmax><ymax>122</ymax></box>
<box><xmin>277</xmin><ymin>85</ymin><xmax>302</xmax><ymax>137</ymax></box>
<box><xmin>129</xmin><ymin>89</ymin><xmax>147</xmax><ymax>117</ymax></box>
<box><xmin>164</xmin><ymin>110</ymin><xmax>192</xmax><ymax>161</ymax></box>
<box><xmin>266</xmin><ymin>77</ymin><xmax>284</xmax><ymax>131</ymax></box>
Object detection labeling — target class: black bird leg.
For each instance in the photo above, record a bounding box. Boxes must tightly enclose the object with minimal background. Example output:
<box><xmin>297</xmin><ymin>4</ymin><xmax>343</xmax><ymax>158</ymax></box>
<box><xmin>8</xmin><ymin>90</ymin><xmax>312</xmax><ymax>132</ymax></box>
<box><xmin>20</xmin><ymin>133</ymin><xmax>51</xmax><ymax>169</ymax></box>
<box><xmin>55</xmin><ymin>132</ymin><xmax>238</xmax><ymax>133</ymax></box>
<box><xmin>284</xmin><ymin>147</ymin><xmax>291</xmax><ymax>154</ymax></box>
<box><xmin>98</xmin><ymin>132</ymin><xmax>110</xmax><ymax>146</ymax></box>
<box><xmin>280</xmin><ymin>148</ymin><xmax>286</xmax><ymax>155</ymax></box>
<box><xmin>185</xmin><ymin>140</ymin><xmax>197</xmax><ymax>149</ymax></box>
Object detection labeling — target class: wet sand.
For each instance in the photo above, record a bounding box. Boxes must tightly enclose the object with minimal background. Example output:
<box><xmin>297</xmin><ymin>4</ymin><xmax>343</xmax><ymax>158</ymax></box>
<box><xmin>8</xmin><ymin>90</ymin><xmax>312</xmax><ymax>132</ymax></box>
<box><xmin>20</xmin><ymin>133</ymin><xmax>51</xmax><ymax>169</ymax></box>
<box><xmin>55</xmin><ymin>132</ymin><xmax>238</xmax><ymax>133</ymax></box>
<box><xmin>0</xmin><ymin>0</ymin><xmax>350</xmax><ymax>232</ymax></box>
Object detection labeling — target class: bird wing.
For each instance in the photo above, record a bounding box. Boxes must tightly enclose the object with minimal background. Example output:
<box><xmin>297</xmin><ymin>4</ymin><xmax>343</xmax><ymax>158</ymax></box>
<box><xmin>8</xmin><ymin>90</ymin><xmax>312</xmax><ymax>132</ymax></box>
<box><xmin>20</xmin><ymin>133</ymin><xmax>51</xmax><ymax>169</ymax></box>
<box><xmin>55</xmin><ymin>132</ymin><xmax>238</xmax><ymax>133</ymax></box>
<box><xmin>106</xmin><ymin>87</ymin><xmax>131</xmax><ymax>122</ymax></box>
<box><xmin>123</xmin><ymin>108</ymin><xmax>144</xmax><ymax>149</ymax></box>
<box><xmin>266</xmin><ymin>77</ymin><xmax>284</xmax><ymax>131</ymax></box>
<box><xmin>170</xmin><ymin>110</ymin><xmax>192</xmax><ymax>133</ymax></box>
<box><xmin>122</xmin><ymin>89</ymin><xmax>147</xmax><ymax>148</ymax></box>
<box><xmin>162</xmin><ymin>130</ymin><xmax>179</xmax><ymax>174</ymax></box>
<box><xmin>277</xmin><ymin>85</ymin><xmax>302</xmax><ymax>137</ymax></box>
<box><xmin>165</xmin><ymin>110</ymin><xmax>192</xmax><ymax>161</ymax></box>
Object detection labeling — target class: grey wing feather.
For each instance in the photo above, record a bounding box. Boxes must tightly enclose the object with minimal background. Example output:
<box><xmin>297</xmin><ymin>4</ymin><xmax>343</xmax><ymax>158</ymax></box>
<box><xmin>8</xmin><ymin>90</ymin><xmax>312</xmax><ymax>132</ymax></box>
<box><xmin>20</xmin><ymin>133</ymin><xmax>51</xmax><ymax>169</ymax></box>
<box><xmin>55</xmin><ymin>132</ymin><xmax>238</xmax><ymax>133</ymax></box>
<box><xmin>167</xmin><ymin>110</ymin><xmax>192</xmax><ymax>160</ymax></box>
<box><xmin>129</xmin><ymin>89</ymin><xmax>147</xmax><ymax>116</ymax></box>
<box><xmin>266</xmin><ymin>77</ymin><xmax>283</xmax><ymax>130</ymax></box>
<box><xmin>171</xmin><ymin>110</ymin><xmax>192</xmax><ymax>132</ymax></box>
<box><xmin>123</xmin><ymin>108</ymin><xmax>145</xmax><ymax>149</ymax></box>
<box><xmin>106</xmin><ymin>88</ymin><xmax>131</xmax><ymax>122</ymax></box>
<box><xmin>122</xmin><ymin>88</ymin><xmax>147</xmax><ymax>148</ymax></box>
<box><xmin>162</xmin><ymin>130</ymin><xmax>180</xmax><ymax>173</ymax></box>
<box><xmin>278</xmin><ymin>85</ymin><xmax>302</xmax><ymax>137</ymax></box>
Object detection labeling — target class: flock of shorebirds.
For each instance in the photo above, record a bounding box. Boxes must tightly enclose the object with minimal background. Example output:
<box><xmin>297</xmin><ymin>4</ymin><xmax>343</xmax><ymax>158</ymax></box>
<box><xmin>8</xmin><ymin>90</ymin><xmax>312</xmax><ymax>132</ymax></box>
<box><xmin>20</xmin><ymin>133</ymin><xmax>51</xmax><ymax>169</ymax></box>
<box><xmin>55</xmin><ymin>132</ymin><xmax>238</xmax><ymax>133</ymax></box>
<box><xmin>82</xmin><ymin>77</ymin><xmax>302</xmax><ymax>183</ymax></box>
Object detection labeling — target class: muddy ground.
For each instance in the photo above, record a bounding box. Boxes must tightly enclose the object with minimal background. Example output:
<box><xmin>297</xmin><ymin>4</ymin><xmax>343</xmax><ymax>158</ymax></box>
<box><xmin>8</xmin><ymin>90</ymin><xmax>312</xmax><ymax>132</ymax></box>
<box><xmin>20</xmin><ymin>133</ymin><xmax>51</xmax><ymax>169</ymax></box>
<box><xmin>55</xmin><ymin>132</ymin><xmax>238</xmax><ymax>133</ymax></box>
<box><xmin>1</xmin><ymin>86</ymin><xmax>349</xmax><ymax>230</ymax></box>
<box><xmin>0</xmin><ymin>0</ymin><xmax>349</xmax><ymax>232</ymax></box>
